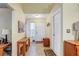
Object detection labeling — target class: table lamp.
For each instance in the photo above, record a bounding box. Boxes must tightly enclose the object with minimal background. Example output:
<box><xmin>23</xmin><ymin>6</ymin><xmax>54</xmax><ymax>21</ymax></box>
<box><xmin>2</xmin><ymin>29</ymin><xmax>9</xmax><ymax>43</ymax></box>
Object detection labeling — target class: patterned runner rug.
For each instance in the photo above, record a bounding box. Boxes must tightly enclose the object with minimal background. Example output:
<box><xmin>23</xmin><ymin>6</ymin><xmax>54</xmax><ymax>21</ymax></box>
<box><xmin>44</xmin><ymin>49</ymin><xmax>56</xmax><ymax>56</ymax></box>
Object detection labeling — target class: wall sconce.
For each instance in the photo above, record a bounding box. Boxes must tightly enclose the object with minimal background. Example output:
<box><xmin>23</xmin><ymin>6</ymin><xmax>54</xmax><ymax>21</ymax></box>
<box><xmin>47</xmin><ymin>23</ymin><xmax>50</xmax><ymax>27</ymax></box>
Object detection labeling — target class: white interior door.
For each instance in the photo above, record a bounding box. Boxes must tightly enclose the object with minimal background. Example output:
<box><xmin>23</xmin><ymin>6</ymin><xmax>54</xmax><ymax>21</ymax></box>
<box><xmin>53</xmin><ymin>9</ymin><xmax>62</xmax><ymax>56</ymax></box>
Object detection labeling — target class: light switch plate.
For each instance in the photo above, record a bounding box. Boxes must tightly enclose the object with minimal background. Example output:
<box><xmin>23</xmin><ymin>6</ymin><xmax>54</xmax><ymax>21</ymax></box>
<box><xmin>66</xmin><ymin>29</ymin><xmax>70</xmax><ymax>33</ymax></box>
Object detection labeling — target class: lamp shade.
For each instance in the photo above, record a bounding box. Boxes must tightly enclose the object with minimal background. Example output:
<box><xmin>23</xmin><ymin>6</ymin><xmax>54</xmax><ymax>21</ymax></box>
<box><xmin>2</xmin><ymin>29</ymin><xmax>9</xmax><ymax>35</ymax></box>
<box><xmin>0</xmin><ymin>34</ymin><xmax>5</xmax><ymax>39</ymax></box>
<box><xmin>73</xmin><ymin>22</ymin><xmax>79</xmax><ymax>31</ymax></box>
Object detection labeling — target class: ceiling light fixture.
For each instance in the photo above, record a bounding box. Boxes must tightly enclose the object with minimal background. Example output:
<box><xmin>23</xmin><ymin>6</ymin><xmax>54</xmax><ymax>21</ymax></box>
<box><xmin>34</xmin><ymin>14</ymin><xmax>42</xmax><ymax>18</ymax></box>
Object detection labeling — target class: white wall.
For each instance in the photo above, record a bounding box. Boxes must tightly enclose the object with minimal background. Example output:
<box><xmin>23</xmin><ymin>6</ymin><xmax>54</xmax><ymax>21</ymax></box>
<box><xmin>8</xmin><ymin>3</ymin><xmax>26</xmax><ymax>56</ymax></box>
<box><xmin>63</xmin><ymin>3</ymin><xmax>79</xmax><ymax>41</ymax></box>
<box><xmin>62</xmin><ymin>3</ymin><xmax>79</xmax><ymax>55</ymax></box>
<box><xmin>0</xmin><ymin>8</ymin><xmax>12</xmax><ymax>42</ymax></box>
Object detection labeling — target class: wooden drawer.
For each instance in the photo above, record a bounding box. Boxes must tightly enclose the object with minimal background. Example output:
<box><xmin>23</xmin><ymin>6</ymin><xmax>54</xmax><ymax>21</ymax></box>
<box><xmin>64</xmin><ymin>40</ymin><xmax>79</xmax><ymax>56</ymax></box>
<box><xmin>76</xmin><ymin>46</ymin><xmax>79</xmax><ymax>56</ymax></box>
<box><xmin>0</xmin><ymin>48</ymin><xmax>4</xmax><ymax>56</ymax></box>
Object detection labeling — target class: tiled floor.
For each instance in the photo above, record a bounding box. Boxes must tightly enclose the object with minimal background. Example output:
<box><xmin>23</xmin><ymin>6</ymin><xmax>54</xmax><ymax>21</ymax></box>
<box><xmin>26</xmin><ymin>42</ymin><xmax>50</xmax><ymax>56</ymax></box>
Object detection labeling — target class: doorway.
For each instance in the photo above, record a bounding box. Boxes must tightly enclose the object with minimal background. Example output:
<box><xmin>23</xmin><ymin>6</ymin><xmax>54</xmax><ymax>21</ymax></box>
<box><xmin>26</xmin><ymin>20</ymin><xmax>46</xmax><ymax>42</ymax></box>
<box><xmin>53</xmin><ymin>8</ymin><xmax>62</xmax><ymax>56</ymax></box>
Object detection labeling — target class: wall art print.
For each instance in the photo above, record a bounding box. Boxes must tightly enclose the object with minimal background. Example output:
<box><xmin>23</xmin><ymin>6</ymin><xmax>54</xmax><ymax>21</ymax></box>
<box><xmin>18</xmin><ymin>21</ymin><xmax>24</xmax><ymax>33</ymax></box>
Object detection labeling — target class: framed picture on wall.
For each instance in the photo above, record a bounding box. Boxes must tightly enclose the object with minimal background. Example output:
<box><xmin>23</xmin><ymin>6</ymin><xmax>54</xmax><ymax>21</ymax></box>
<box><xmin>18</xmin><ymin>21</ymin><xmax>24</xmax><ymax>33</ymax></box>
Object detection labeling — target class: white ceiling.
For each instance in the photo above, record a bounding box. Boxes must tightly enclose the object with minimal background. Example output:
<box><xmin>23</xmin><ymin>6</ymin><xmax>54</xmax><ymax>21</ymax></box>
<box><xmin>21</xmin><ymin>3</ymin><xmax>54</xmax><ymax>13</ymax></box>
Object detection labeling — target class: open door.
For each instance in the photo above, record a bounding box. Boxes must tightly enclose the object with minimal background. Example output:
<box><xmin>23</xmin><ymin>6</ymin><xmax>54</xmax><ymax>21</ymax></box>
<box><xmin>53</xmin><ymin>8</ymin><xmax>62</xmax><ymax>56</ymax></box>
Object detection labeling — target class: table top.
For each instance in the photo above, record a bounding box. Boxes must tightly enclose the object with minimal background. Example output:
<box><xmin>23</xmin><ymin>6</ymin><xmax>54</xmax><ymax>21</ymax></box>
<box><xmin>65</xmin><ymin>40</ymin><xmax>79</xmax><ymax>46</ymax></box>
<box><xmin>0</xmin><ymin>43</ymin><xmax>10</xmax><ymax>48</ymax></box>
<box><xmin>17</xmin><ymin>37</ymin><xmax>27</xmax><ymax>43</ymax></box>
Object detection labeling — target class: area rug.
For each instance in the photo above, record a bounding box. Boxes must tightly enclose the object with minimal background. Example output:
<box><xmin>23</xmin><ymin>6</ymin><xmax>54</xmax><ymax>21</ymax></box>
<box><xmin>44</xmin><ymin>49</ymin><xmax>56</xmax><ymax>56</ymax></box>
<box><xmin>35</xmin><ymin>41</ymin><xmax>43</xmax><ymax>44</ymax></box>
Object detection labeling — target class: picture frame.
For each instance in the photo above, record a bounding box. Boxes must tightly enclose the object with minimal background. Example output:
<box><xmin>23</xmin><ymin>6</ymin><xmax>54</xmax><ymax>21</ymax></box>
<box><xmin>18</xmin><ymin>21</ymin><xmax>24</xmax><ymax>33</ymax></box>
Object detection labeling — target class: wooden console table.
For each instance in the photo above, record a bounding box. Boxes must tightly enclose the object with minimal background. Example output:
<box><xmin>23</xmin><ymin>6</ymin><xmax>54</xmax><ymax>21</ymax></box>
<box><xmin>64</xmin><ymin>40</ymin><xmax>79</xmax><ymax>56</ymax></box>
<box><xmin>17</xmin><ymin>38</ymin><xmax>27</xmax><ymax>56</ymax></box>
<box><xmin>0</xmin><ymin>43</ymin><xmax>10</xmax><ymax>56</ymax></box>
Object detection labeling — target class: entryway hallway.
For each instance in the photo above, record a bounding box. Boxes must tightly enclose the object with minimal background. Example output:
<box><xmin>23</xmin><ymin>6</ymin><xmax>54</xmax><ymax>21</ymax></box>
<box><xmin>9</xmin><ymin>3</ymin><xmax>62</xmax><ymax>56</ymax></box>
<box><xmin>2</xmin><ymin>3</ymin><xmax>79</xmax><ymax>56</ymax></box>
